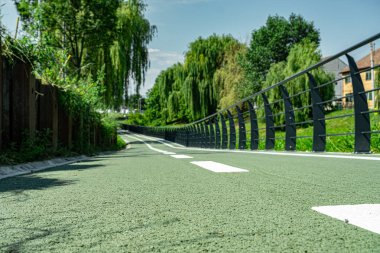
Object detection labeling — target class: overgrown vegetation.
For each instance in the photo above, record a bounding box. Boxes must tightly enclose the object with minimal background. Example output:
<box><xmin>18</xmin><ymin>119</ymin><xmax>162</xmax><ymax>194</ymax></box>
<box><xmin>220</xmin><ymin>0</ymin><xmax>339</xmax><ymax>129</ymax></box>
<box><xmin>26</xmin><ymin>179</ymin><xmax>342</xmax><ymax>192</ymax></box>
<box><xmin>142</xmin><ymin>35</ymin><xmax>244</xmax><ymax>125</ymax></box>
<box><xmin>0</xmin><ymin>0</ymin><xmax>156</xmax><ymax>165</ymax></box>
<box><xmin>123</xmin><ymin>12</ymin><xmax>379</xmax><ymax>153</ymax></box>
<box><xmin>15</xmin><ymin>0</ymin><xmax>155</xmax><ymax>108</ymax></box>
<box><xmin>239</xmin><ymin>13</ymin><xmax>320</xmax><ymax>98</ymax></box>
<box><xmin>137</xmin><ymin>14</ymin><xmax>327</xmax><ymax>127</ymax></box>
<box><xmin>261</xmin><ymin>39</ymin><xmax>334</xmax><ymax>125</ymax></box>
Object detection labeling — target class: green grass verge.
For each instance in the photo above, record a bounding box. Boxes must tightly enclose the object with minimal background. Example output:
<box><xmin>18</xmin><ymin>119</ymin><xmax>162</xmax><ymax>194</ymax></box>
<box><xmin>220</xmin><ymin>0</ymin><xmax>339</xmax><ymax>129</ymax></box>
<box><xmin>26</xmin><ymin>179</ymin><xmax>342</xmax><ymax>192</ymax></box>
<box><xmin>237</xmin><ymin>109</ymin><xmax>380</xmax><ymax>153</ymax></box>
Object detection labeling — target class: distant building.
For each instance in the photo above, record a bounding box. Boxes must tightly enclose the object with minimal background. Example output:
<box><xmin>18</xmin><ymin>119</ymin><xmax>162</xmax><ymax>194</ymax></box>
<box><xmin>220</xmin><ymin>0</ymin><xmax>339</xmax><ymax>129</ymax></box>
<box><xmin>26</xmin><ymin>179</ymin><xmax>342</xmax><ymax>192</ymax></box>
<box><xmin>340</xmin><ymin>48</ymin><xmax>380</xmax><ymax>109</ymax></box>
<box><xmin>322</xmin><ymin>57</ymin><xmax>348</xmax><ymax>101</ymax></box>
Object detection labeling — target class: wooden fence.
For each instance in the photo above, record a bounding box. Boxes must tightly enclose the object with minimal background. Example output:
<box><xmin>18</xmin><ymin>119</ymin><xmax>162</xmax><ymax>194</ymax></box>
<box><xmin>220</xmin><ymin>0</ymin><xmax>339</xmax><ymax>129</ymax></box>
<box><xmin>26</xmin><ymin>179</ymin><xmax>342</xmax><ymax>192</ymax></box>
<box><xmin>0</xmin><ymin>56</ymin><xmax>113</xmax><ymax>152</ymax></box>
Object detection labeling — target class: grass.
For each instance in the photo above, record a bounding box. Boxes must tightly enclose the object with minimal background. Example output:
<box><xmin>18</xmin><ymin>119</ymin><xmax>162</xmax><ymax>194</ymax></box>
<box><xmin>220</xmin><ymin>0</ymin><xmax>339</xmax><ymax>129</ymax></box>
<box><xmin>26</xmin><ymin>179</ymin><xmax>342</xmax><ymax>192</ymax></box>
<box><xmin>235</xmin><ymin>109</ymin><xmax>380</xmax><ymax>153</ymax></box>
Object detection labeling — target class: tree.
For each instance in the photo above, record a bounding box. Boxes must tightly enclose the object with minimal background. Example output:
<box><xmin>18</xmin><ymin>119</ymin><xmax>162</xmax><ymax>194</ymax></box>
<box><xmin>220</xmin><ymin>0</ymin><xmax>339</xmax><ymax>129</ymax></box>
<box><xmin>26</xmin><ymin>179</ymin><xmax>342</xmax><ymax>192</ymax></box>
<box><xmin>213</xmin><ymin>43</ymin><xmax>246</xmax><ymax>109</ymax></box>
<box><xmin>14</xmin><ymin>0</ymin><xmax>155</xmax><ymax>108</ymax></box>
<box><xmin>240</xmin><ymin>13</ymin><xmax>320</xmax><ymax>98</ymax></box>
<box><xmin>144</xmin><ymin>84</ymin><xmax>165</xmax><ymax>126</ymax></box>
<box><xmin>145</xmin><ymin>63</ymin><xmax>188</xmax><ymax>124</ymax></box>
<box><xmin>108</xmin><ymin>0</ymin><xmax>156</xmax><ymax>108</ymax></box>
<box><xmin>127</xmin><ymin>93</ymin><xmax>143</xmax><ymax>110</ymax></box>
<box><xmin>144</xmin><ymin>34</ymin><xmax>244</xmax><ymax>125</ymax></box>
<box><xmin>16</xmin><ymin>0</ymin><xmax>121</xmax><ymax>76</ymax></box>
<box><xmin>261</xmin><ymin>39</ymin><xmax>334</xmax><ymax>125</ymax></box>
<box><xmin>183</xmin><ymin>34</ymin><xmax>241</xmax><ymax>119</ymax></box>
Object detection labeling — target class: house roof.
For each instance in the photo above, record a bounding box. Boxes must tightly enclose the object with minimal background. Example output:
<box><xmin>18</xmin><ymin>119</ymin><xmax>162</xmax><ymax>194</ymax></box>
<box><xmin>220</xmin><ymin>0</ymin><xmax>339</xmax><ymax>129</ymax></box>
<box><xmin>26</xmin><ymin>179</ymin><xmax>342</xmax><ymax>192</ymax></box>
<box><xmin>341</xmin><ymin>47</ymin><xmax>380</xmax><ymax>74</ymax></box>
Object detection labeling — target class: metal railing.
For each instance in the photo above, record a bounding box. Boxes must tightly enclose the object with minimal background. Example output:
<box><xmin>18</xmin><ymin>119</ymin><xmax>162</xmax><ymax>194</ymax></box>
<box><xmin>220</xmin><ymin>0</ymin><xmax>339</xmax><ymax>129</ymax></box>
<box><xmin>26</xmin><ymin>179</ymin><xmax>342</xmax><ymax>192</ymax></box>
<box><xmin>123</xmin><ymin>33</ymin><xmax>380</xmax><ymax>153</ymax></box>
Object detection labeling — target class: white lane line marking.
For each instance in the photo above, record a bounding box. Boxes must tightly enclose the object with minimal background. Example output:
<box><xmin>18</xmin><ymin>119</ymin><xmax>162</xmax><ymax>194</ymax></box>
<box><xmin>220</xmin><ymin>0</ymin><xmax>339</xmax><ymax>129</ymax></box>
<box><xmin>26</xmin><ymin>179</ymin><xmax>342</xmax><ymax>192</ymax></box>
<box><xmin>128</xmin><ymin>133</ymin><xmax>380</xmax><ymax>162</ymax></box>
<box><xmin>127</xmin><ymin>135</ymin><xmax>176</xmax><ymax>155</ymax></box>
<box><xmin>171</xmin><ymin>155</ymin><xmax>193</xmax><ymax>159</ymax></box>
<box><xmin>135</xmin><ymin>134</ymin><xmax>185</xmax><ymax>148</ymax></box>
<box><xmin>312</xmin><ymin>204</ymin><xmax>380</xmax><ymax>234</ymax></box>
<box><xmin>190</xmin><ymin>161</ymin><xmax>248</xmax><ymax>173</ymax></box>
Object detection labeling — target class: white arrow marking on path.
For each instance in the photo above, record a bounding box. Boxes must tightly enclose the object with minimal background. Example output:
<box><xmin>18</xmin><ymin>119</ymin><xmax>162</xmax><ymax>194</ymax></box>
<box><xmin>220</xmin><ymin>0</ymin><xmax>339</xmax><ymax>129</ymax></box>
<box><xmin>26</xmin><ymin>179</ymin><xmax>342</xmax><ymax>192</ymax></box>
<box><xmin>312</xmin><ymin>204</ymin><xmax>380</xmax><ymax>234</ymax></box>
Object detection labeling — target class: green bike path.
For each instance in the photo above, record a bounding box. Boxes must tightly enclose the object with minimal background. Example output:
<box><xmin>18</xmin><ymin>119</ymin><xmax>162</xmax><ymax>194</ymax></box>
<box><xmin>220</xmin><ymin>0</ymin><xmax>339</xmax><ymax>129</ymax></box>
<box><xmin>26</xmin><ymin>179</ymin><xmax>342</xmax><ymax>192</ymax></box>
<box><xmin>1</xmin><ymin>133</ymin><xmax>379</xmax><ymax>252</ymax></box>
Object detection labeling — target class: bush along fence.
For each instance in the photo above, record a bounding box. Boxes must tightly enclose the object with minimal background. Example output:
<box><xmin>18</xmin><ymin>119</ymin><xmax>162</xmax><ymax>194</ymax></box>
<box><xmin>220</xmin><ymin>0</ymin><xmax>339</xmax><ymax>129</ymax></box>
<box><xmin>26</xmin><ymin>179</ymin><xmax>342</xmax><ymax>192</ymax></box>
<box><xmin>0</xmin><ymin>56</ymin><xmax>117</xmax><ymax>161</ymax></box>
<box><xmin>123</xmin><ymin>33</ymin><xmax>380</xmax><ymax>154</ymax></box>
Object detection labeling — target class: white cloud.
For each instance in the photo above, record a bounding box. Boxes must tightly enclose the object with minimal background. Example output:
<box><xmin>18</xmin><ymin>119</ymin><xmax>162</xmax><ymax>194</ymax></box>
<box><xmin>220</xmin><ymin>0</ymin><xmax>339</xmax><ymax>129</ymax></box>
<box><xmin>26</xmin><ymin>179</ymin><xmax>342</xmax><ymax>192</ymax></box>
<box><xmin>147</xmin><ymin>0</ymin><xmax>213</xmax><ymax>5</ymax></box>
<box><xmin>148</xmin><ymin>48</ymin><xmax>161</xmax><ymax>53</ymax></box>
<box><xmin>148</xmin><ymin>48</ymin><xmax>184</xmax><ymax>67</ymax></box>
<box><xmin>139</xmin><ymin>49</ymin><xmax>185</xmax><ymax>96</ymax></box>
<box><xmin>172</xmin><ymin>0</ymin><xmax>214</xmax><ymax>4</ymax></box>
<box><xmin>146</xmin><ymin>0</ymin><xmax>214</xmax><ymax>13</ymax></box>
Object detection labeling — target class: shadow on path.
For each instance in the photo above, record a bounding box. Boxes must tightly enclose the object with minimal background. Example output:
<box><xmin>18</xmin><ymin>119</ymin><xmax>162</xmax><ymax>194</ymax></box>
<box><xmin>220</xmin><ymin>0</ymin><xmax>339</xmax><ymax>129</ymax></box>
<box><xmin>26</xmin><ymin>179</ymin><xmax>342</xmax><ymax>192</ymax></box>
<box><xmin>0</xmin><ymin>163</ymin><xmax>104</xmax><ymax>194</ymax></box>
<box><xmin>0</xmin><ymin>175</ymin><xmax>74</xmax><ymax>194</ymax></box>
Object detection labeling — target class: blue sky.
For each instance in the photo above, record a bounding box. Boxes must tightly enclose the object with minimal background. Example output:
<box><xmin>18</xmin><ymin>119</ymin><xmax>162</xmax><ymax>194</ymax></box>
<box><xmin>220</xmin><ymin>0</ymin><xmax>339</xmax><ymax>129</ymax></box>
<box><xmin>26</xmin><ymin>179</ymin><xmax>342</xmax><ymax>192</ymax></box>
<box><xmin>2</xmin><ymin>0</ymin><xmax>380</xmax><ymax>95</ymax></box>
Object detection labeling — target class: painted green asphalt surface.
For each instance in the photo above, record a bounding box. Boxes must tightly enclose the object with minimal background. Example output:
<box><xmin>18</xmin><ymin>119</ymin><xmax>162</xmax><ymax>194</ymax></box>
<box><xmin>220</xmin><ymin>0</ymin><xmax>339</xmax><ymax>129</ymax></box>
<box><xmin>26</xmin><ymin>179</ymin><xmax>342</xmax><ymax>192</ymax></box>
<box><xmin>1</xmin><ymin>134</ymin><xmax>380</xmax><ymax>252</ymax></box>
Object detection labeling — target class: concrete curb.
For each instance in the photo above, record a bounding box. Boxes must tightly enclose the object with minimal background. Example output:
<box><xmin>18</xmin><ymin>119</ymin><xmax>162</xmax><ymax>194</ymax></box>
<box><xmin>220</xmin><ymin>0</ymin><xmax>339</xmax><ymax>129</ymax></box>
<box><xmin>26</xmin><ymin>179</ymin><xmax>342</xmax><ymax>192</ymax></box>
<box><xmin>0</xmin><ymin>155</ymin><xmax>88</xmax><ymax>180</ymax></box>
<box><xmin>0</xmin><ymin>135</ymin><xmax>131</xmax><ymax>180</ymax></box>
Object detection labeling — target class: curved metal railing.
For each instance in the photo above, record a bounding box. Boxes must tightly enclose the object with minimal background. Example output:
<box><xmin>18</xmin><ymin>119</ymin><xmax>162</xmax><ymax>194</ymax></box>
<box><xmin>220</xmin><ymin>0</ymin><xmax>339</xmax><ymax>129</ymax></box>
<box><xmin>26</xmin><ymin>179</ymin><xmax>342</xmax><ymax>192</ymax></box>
<box><xmin>124</xmin><ymin>33</ymin><xmax>380</xmax><ymax>154</ymax></box>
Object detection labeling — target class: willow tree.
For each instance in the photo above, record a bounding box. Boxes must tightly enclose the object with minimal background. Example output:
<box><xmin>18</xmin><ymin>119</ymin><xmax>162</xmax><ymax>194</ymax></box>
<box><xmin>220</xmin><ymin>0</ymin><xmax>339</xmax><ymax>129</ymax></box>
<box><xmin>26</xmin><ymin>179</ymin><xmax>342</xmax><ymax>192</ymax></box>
<box><xmin>183</xmin><ymin>34</ymin><xmax>240</xmax><ymax>120</ymax></box>
<box><xmin>213</xmin><ymin>43</ymin><xmax>246</xmax><ymax>109</ymax></box>
<box><xmin>15</xmin><ymin>0</ymin><xmax>155</xmax><ymax>108</ymax></box>
<box><xmin>144</xmin><ymin>34</ymin><xmax>243</xmax><ymax>124</ymax></box>
<box><xmin>107</xmin><ymin>0</ymin><xmax>156</xmax><ymax>108</ymax></box>
<box><xmin>262</xmin><ymin>39</ymin><xmax>334</xmax><ymax>125</ymax></box>
<box><xmin>144</xmin><ymin>63</ymin><xmax>187</xmax><ymax>124</ymax></box>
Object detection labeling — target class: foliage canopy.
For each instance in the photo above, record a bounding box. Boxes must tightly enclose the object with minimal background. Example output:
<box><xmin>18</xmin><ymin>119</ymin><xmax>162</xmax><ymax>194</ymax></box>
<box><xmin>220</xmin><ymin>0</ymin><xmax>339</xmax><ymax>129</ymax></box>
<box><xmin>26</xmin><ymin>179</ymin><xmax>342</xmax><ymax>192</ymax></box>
<box><xmin>15</xmin><ymin>0</ymin><xmax>155</xmax><ymax>108</ymax></box>
<box><xmin>240</xmin><ymin>13</ymin><xmax>320</xmax><ymax>98</ymax></box>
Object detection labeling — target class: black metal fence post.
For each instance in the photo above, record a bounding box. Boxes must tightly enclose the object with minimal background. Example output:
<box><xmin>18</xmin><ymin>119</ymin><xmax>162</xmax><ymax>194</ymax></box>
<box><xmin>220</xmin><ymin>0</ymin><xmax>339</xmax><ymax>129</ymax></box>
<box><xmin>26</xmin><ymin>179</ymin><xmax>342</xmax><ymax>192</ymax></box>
<box><xmin>236</xmin><ymin>105</ymin><xmax>246</xmax><ymax>149</ymax></box>
<box><xmin>279</xmin><ymin>85</ymin><xmax>296</xmax><ymax>151</ymax></box>
<box><xmin>346</xmin><ymin>54</ymin><xmax>371</xmax><ymax>153</ymax></box>
<box><xmin>184</xmin><ymin>127</ymin><xmax>191</xmax><ymax>147</ymax></box>
<box><xmin>227</xmin><ymin>110</ymin><xmax>236</xmax><ymax>149</ymax></box>
<box><xmin>262</xmin><ymin>94</ymin><xmax>275</xmax><ymax>150</ymax></box>
<box><xmin>214</xmin><ymin>116</ymin><xmax>221</xmax><ymax>149</ymax></box>
<box><xmin>221</xmin><ymin>114</ymin><xmax>228</xmax><ymax>149</ymax></box>
<box><xmin>190</xmin><ymin>125</ymin><xmax>195</xmax><ymax>147</ymax></box>
<box><xmin>198</xmin><ymin>123</ymin><xmax>204</xmax><ymax>148</ymax></box>
<box><xmin>195</xmin><ymin>124</ymin><xmax>201</xmax><ymax>147</ymax></box>
<box><xmin>204</xmin><ymin>121</ymin><xmax>210</xmax><ymax>148</ymax></box>
<box><xmin>307</xmin><ymin>73</ymin><xmax>326</xmax><ymax>152</ymax></box>
<box><xmin>209</xmin><ymin>118</ymin><xmax>215</xmax><ymax>148</ymax></box>
<box><xmin>247</xmin><ymin>101</ymin><xmax>259</xmax><ymax>150</ymax></box>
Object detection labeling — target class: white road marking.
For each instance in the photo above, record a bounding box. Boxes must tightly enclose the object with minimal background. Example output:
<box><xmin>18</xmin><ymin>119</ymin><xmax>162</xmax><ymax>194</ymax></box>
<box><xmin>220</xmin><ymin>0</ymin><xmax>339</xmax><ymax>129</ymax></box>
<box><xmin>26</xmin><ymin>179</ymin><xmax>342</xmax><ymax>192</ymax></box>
<box><xmin>135</xmin><ymin>134</ymin><xmax>185</xmax><ymax>148</ymax></box>
<box><xmin>312</xmin><ymin>204</ymin><xmax>380</xmax><ymax>234</ymax></box>
<box><xmin>128</xmin><ymin>133</ymin><xmax>380</xmax><ymax>162</ymax></box>
<box><xmin>171</xmin><ymin>155</ymin><xmax>193</xmax><ymax>159</ymax></box>
<box><xmin>190</xmin><ymin>161</ymin><xmax>248</xmax><ymax>173</ymax></box>
<box><xmin>127</xmin><ymin>135</ymin><xmax>176</xmax><ymax>155</ymax></box>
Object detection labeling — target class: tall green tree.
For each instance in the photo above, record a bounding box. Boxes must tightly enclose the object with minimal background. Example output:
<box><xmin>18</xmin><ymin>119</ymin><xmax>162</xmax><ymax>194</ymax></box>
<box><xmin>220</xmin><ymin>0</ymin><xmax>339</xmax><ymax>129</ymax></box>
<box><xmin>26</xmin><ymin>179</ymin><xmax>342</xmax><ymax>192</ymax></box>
<box><xmin>240</xmin><ymin>13</ymin><xmax>320</xmax><ymax>98</ymax></box>
<box><xmin>213</xmin><ymin>43</ymin><xmax>246</xmax><ymax>109</ymax></box>
<box><xmin>261</xmin><ymin>39</ymin><xmax>334</xmax><ymax>125</ymax></box>
<box><xmin>14</xmin><ymin>0</ymin><xmax>155</xmax><ymax>108</ymax></box>
<box><xmin>16</xmin><ymin>0</ymin><xmax>121</xmax><ymax>76</ymax></box>
<box><xmin>144</xmin><ymin>84</ymin><xmax>164</xmax><ymax>125</ymax></box>
<box><xmin>183</xmin><ymin>34</ymin><xmax>240</xmax><ymax>119</ymax></box>
<box><xmin>145</xmin><ymin>63</ymin><xmax>188</xmax><ymax>124</ymax></box>
<box><xmin>144</xmin><ymin>34</ymin><xmax>243</xmax><ymax>125</ymax></box>
<box><xmin>107</xmin><ymin>0</ymin><xmax>156</xmax><ymax>108</ymax></box>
